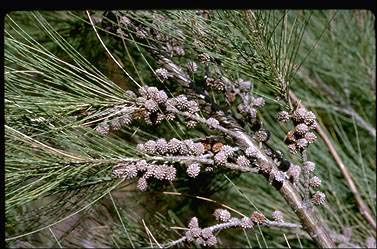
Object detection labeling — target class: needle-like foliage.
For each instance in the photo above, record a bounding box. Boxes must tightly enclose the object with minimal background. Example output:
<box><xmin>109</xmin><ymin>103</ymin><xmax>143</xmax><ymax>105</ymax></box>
<box><xmin>5</xmin><ymin>10</ymin><xmax>376</xmax><ymax>248</ymax></box>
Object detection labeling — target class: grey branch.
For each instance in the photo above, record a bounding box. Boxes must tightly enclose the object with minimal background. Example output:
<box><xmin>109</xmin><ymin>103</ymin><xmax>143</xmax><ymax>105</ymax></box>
<box><xmin>164</xmin><ymin>220</ymin><xmax>302</xmax><ymax>248</ymax></box>
<box><xmin>171</xmin><ymin>109</ymin><xmax>335</xmax><ymax>248</ymax></box>
<box><xmin>119</xmin><ymin>154</ymin><xmax>258</xmax><ymax>173</ymax></box>
<box><xmin>161</xmin><ymin>56</ymin><xmax>335</xmax><ymax>248</ymax></box>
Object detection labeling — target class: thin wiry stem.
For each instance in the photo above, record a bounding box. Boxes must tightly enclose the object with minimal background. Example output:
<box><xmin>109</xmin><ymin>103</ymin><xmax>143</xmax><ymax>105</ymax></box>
<box><xmin>6</xmin><ymin>125</ymin><xmax>84</xmax><ymax>161</ymax></box>
<box><xmin>142</xmin><ymin>219</ymin><xmax>162</xmax><ymax>248</ymax></box>
<box><xmin>86</xmin><ymin>11</ymin><xmax>141</xmax><ymax>88</ymax></box>
<box><xmin>328</xmin><ymin>106</ymin><xmax>375</xmax><ymax>138</ymax></box>
<box><xmin>163</xmin><ymin>191</ymin><xmax>247</xmax><ymax>217</ymax></box>
<box><xmin>109</xmin><ymin>193</ymin><xmax>135</xmax><ymax>249</ymax></box>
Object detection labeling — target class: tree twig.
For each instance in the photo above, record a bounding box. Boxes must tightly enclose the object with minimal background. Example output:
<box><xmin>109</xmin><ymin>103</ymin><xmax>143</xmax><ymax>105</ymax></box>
<box><xmin>120</xmin><ymin>21</ymin><xmax>336</xmax><ymax>247</ymax></box>
<box><xmin>121</xmin><ymin>154</ymin><xmax>259</xmax><ymax>173</ymax></box>
<box><xmin>171</xmin><ymin>109</ymin><xmax>335</xmax><ymax>248</ymax></box>
<box><xmin>153</xmin><ymin>52</ymin><xmax>336</xmax><ymax>247</ymax></box>
<box><xmin>164</xmin><ymin>220</ymin><xmax>302</xmax><ymax>248</ymax></box>
<box><xmin>289</xmin><ymin>90</ymin><xmax>377</xmax><ymax>231</ymax></box>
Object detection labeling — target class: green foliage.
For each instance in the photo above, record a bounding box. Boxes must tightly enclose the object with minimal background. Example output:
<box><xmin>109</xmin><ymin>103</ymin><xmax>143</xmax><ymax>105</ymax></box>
<box><xmin>5</xmin><ymin>10</ymin><xmax>375</xmax><ymax>248</ymax></box>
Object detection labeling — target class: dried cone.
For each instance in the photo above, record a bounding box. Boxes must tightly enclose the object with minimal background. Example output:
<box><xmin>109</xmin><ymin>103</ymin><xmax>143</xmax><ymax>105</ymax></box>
<box><xmin>251</xmin><ymin>211</ymin><xmax>266</xmax><ymax>224</ymax></box>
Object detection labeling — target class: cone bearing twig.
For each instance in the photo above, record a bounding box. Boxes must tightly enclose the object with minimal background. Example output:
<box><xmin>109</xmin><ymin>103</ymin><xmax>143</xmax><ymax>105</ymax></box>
<box><xmin>289</xmin><ymin>91</ymin><xmax>376</xmax><ymax>231</ymax></box>
<box><xmin>173</xmin><ymin>108</ymin><xmax>335</xmax><ymax>248</ymax></box>
<box><xmin>155</xmin><ymin>53</ymin><xmax>335</xmax><ymax>248</ymax></box>
<box><xmin>164</xmin><ymin>220</ymin><xmax>302</xmax><ymax>248</ymax></box>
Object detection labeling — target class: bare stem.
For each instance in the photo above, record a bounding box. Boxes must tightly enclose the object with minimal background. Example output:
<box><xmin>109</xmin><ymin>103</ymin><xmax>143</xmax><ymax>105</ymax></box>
<box><xmin>300</xmin><ymin>151</ymin><xmax>311</xmax><ymax>205</ymax></box>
